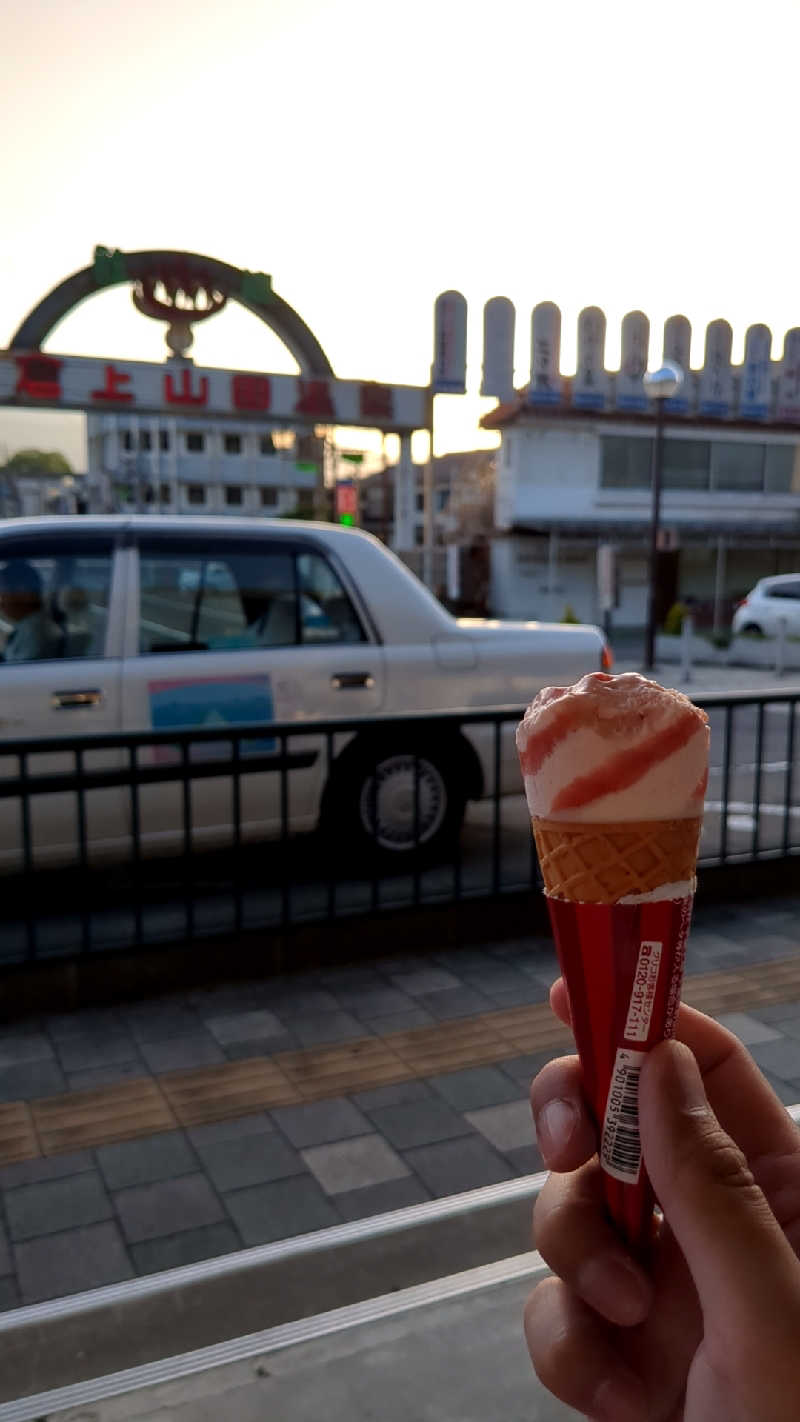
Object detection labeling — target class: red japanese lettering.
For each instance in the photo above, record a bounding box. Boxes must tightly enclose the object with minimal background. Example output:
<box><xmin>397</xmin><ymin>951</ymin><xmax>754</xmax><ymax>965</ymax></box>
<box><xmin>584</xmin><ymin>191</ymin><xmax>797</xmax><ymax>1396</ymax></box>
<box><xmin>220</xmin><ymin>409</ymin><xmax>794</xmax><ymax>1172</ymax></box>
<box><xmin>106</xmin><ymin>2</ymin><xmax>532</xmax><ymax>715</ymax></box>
<box><xmin>359</xmin><ymin>382</ymin><xmax>394</xmax><ymax>421</ymax></box>
<box><xmin>231</xmin><ymin>373</ymin><xmax>271</xmax><ymax>412</ymax></box>
<box><xmin>294</xmin><ymin>378</ymin><xmax>335</xmax><ymax>419</ymax></box>
<box><xmin>164</xmin><ymin>369</ymin><xmax>208</xmax><ymax>406</ymax></box>
<box><xmin>14</xmin><ymin>354</ymin><xmax>62</xmax><ymax>401</ymax></box>
<box><xmin>91</xmin><ymin>363</ymin><xmax>133</xmax><ymax>403</ymax></box>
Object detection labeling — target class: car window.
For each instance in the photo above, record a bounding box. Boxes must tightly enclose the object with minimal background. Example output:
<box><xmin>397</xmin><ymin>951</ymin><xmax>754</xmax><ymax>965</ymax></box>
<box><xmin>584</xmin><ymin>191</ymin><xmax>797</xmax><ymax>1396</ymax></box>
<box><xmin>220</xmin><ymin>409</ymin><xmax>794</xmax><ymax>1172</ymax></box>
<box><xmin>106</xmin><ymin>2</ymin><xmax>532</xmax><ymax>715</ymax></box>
<box><xmin>297</xmin><ymin>551</ymin><xmax>365</xmax><ymax>644</ymax></box>
<box><xmin>138</xmin><ymin>546</ymin><xmax>298</xmax><ymax>653</ymax></box>
<box><xmin>0</xmin><ymin>546</ymin><xmax>114</xmax><ymax>664</ymax></box>
<box><xmin>138</xmin><ymin>542</ymin><xmax>366</xmax><ymax>654</ymax></box>
<box><xmin>766</xmin><ymin>581</ymin><xmax>800</xmax><ymax>600</ymax></box>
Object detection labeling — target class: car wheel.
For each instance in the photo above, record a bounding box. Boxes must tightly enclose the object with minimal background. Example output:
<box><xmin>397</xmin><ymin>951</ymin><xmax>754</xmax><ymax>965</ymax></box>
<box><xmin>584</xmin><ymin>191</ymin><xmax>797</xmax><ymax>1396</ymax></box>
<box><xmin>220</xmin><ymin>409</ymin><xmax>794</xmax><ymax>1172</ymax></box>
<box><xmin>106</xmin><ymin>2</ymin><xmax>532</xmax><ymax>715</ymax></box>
<box><xmin>741</xmin><ymin>622</ymin><xmax>765</xmax><ymax>637</ymax></box>
<box><xmin>327</xmin><ymin>743</ymin><xmax>466</xmax><ymax>865</ymax></box>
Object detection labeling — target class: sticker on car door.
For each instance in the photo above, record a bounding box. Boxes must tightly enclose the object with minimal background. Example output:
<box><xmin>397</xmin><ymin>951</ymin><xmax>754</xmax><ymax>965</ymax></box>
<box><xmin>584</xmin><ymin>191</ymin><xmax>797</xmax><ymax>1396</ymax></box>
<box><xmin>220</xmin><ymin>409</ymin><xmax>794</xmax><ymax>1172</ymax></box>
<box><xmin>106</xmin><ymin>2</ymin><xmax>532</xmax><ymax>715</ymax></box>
<box><xmin>148</xmin><ymin>674</ymin><xmax>276</xmax><ymax>758</ymax></box>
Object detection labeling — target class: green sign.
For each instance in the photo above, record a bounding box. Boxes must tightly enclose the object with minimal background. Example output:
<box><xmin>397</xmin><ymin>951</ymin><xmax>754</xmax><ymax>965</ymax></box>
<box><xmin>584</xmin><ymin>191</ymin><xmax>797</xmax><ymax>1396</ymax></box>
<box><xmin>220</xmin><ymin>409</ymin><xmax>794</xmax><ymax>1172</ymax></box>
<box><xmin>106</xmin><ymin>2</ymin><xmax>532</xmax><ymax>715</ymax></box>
<box><xmin>93</xmin><ymin>246</ymin><xmax>128</xmax><ymax>288</ymax></box>
<box><xmin>240</xmin><ymin>270</ymin><xmax>273</xmax><ymax>306</ymax></box>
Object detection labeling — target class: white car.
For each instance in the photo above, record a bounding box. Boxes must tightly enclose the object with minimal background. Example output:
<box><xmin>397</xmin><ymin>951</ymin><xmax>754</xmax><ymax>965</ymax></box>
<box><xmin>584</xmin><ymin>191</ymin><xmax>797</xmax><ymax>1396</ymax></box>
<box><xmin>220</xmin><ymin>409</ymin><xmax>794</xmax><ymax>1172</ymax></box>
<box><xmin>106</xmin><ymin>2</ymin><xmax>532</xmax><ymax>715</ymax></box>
<box><xmin>0</xmin><ymin>516</ymin><xmax>609</xmax><ymax>867</ymax></box>
<box><xmin>732</xmin><ymin>575</ymin><xmax>800</xmax><ymax>638</ymax></box>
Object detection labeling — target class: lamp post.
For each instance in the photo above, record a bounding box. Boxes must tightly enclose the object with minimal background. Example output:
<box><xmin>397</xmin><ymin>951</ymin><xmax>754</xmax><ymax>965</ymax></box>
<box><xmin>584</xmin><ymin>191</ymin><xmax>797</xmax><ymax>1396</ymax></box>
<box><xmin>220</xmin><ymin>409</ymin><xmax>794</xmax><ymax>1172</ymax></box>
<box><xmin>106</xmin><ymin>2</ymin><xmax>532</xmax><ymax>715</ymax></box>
<box><xmin>643</xmin><ymin>360</ymin><xmax>684</xmax><ymax>670</ymax></box>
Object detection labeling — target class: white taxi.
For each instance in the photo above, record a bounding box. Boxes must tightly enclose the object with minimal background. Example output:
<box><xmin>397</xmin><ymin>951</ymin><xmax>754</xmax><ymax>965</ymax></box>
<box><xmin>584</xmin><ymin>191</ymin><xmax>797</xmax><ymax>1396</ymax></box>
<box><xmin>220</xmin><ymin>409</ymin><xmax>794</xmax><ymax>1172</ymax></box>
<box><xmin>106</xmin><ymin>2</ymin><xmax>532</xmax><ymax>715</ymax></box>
<box><xmin>0</xmin><ymin>517</ymin><xmax>609</xmax><ymax>866</ymax></box>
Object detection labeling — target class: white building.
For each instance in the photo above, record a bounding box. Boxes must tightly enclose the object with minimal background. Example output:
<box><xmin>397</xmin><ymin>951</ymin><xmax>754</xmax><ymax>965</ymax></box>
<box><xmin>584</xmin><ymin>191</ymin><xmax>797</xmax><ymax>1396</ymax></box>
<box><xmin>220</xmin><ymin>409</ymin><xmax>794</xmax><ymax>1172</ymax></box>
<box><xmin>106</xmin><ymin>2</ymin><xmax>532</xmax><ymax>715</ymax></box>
<box><xmin>86</xmin><ymin>413</ymin><xmax>316</xmax><ymax>518</ymax></box>
<box><xmin>485</xmin><ymin>405</ymin><xmax>800</xmax><ymax>629</ymax></box>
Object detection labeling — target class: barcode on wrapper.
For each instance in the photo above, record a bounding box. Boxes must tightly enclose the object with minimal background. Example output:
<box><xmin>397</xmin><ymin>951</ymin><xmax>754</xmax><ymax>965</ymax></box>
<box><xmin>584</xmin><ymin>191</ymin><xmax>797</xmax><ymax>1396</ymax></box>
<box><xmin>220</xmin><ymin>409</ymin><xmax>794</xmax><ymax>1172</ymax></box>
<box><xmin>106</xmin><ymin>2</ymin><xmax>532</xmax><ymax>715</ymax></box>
<box><xmin>601</xmin><ymin>1048</ymin><xmax>647</xmax><ymax>1184</ymax></box>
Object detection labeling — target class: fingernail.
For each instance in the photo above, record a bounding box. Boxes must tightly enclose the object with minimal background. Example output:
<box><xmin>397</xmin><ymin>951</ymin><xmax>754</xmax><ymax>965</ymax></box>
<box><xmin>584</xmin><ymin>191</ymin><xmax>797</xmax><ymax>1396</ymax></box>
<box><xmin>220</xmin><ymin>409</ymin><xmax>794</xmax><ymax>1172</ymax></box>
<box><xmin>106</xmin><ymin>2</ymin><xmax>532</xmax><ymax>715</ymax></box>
<box><xmin>536</xmin><ymin>1098</ymin><xmax>577</xmax><ymax>1162</ymax></box>
<box><xmin>578</xmin><ymin>1252</ymin><xmax>652</xmax><ymax>1327</ymax></box>
<box><xmin>668</xmin><ymin>1041</ymin><xmax>708</xmax><ymax>1114</ymax></box>
<box><xmin>592</xmin><ymin>1373</ymin><xmax>645</xmax><ymax>1422</ymax></box>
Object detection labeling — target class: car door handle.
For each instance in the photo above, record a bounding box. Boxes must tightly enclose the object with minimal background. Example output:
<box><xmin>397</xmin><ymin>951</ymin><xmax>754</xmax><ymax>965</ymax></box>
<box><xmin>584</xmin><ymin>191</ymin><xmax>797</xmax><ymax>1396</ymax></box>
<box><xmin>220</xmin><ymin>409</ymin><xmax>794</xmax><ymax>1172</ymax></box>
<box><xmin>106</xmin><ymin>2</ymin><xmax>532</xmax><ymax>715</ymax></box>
<box><xmin>331</xmin><ymin>673</ymin><xmax>375</xmax><ymax>690</ymax></box>
<box><xmin>51</xmin><ymin>689</ymin><xmax>105</xmax><ymax>710</ymax></box>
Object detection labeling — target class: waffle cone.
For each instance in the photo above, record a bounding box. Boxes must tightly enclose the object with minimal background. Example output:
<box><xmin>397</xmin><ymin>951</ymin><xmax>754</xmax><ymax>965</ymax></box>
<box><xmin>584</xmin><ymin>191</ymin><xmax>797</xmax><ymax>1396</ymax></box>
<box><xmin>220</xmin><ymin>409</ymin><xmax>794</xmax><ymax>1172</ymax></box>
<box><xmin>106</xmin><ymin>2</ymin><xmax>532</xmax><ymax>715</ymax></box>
<box><xmin>532</xmin><ymin>816</ymin><xmax>702</xmax><ymax>904</ymax></box>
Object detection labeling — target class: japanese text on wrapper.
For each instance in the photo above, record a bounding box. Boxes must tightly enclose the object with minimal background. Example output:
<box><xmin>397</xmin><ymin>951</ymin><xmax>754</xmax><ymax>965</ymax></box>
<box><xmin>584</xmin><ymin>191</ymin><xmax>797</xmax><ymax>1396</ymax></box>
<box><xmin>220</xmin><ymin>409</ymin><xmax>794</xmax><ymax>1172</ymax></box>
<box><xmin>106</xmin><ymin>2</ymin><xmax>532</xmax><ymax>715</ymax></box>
<box><xmin>624</xmin><ymin>940</ymin><xmax>662</xmax><ymax>1043</ymax></box>
<box><xmin>663</xmin><ymin>897</ymin><xmax>692</xmax><ymax>1039</ymax></box>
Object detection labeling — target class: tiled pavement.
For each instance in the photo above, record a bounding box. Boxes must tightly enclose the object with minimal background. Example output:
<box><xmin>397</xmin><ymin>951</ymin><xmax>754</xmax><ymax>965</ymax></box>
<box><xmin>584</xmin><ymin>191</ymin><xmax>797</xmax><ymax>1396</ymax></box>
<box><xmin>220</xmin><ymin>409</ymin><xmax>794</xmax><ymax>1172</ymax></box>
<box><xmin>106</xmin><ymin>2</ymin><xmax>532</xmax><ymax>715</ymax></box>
<box><xmin>2</xmin><ymin>895</ymin><xmax>800</xmax><ymax>1307</ymax></box>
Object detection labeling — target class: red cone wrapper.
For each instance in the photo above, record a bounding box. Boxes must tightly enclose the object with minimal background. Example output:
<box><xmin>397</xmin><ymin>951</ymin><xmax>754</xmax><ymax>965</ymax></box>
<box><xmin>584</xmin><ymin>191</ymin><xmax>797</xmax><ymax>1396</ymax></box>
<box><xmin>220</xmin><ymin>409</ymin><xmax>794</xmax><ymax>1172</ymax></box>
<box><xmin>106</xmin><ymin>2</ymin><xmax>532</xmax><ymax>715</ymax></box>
<box><xmin>547</xmin><ymin>893</ymin><xmax>693</xmax><ymax>1252</ymax></box>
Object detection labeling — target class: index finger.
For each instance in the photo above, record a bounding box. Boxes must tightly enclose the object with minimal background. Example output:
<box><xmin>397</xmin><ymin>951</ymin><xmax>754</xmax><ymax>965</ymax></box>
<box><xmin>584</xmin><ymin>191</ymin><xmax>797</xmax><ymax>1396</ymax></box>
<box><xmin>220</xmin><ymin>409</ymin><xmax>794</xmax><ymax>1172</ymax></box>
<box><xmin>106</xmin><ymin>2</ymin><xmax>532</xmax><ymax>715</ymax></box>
<box><xmin>549</xmin><ymin>975</ymin><xmax>800</xmax><ymax>1165</ymax></box>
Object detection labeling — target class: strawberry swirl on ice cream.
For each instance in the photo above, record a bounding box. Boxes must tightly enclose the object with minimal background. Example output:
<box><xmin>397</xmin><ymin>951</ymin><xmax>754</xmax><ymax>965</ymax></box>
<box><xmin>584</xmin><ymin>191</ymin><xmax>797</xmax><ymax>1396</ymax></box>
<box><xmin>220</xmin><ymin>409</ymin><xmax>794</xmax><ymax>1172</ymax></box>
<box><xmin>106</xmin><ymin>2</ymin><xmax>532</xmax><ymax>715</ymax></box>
<box><xmin>516</xmin><ymin>672</ymin><xmax>709</xmax><ymax>823</ymax></box>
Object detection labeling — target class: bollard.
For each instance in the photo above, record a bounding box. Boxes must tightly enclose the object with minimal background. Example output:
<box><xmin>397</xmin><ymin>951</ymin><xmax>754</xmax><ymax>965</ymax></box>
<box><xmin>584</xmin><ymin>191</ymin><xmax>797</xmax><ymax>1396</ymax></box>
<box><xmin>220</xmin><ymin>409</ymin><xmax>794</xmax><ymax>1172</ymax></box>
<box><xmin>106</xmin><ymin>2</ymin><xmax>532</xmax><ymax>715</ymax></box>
<box><xmin>680</xmin><ymin>612</ymin><xmax>694</xmax><ymax>683</ymax></box>
<box><xmin>776</xmin><ymin>616</ymin><xmax>787</xmax><ymax>677</ymax></box>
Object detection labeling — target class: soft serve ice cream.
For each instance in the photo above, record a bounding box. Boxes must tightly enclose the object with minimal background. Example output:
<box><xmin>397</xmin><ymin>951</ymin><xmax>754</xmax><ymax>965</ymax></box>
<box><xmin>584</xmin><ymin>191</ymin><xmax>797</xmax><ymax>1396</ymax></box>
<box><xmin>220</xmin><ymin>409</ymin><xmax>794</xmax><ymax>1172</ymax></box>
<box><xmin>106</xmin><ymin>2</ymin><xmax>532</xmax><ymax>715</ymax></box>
<box><xmin>517</xmin><ymin>673</ymin><xmax>709</xmax><ymax>904</ymax></box>
<box><xmin>517</xmin><ymin>671</ymin><xmax>709</xmax><ymax>823</ymax></box>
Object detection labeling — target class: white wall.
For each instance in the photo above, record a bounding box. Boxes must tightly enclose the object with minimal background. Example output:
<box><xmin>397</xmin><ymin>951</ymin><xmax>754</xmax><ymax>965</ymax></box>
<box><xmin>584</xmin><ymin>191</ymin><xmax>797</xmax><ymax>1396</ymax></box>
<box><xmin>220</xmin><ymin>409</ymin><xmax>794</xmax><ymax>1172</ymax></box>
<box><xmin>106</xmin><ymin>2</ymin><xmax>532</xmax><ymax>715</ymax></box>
<box><xmin>496</xmin><ymin>425</ymin><xmax>599</xmax><ymax>529</ymax></box>
<box><xmin>490</xmin><ymin>538</ymin><xmax>598</xmax><ymax>623</ymax></box>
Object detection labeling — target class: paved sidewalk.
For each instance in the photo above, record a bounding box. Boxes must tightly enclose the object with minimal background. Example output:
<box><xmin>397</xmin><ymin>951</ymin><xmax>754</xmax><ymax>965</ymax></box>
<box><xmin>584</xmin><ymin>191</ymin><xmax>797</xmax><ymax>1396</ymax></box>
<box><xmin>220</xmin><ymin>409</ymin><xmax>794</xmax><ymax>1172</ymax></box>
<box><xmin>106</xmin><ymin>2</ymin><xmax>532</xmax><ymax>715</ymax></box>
<box><xmin>1</xmin><ymin>895</ymin><xmax>800</xmax><ymax>1308</ymax></box>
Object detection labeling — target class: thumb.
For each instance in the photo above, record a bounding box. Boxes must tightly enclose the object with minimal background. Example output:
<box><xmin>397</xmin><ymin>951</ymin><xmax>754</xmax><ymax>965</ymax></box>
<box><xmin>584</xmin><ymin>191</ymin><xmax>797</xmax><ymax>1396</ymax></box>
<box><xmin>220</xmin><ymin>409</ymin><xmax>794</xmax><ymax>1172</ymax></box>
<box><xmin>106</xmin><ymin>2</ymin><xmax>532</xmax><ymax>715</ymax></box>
<box><xmin>640</xmin><ymin>1040</ymin><xmax>800</xmax><ymax>1335</ymax></box>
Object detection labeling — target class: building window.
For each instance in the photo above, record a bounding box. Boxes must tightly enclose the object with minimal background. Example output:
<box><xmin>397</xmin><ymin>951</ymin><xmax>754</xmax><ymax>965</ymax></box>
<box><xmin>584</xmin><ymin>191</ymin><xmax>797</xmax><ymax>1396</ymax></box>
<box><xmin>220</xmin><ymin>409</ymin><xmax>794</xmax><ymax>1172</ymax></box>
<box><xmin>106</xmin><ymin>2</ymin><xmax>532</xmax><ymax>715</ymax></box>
<box><xmin>139</xmin><ymin>430</ymin><xmax>152</xmax><ymax>451</ymax></box>
<box><xmin>260</xmin><ymin>487</ymin><xmax>279</xmax><ymax>507</ymax></box>
<box><xmin>297</xmin><ymin>489</ymin><xmax>314</xmax><ymax>514</ymax></box>
<box><xmin>414</xmin><ymin>526</ymin><xmax>425</xmax><ymax>546</ymax></box>
<box><xmin>159</xmin><ymin>483</ymin><xmax>171</xmax><ymax>503</ymax></box>
<box><xmin>224</xmin><ymin>434</ymin><xmax>242</xmax><ymax>455</ymax></box>
<box><xmin>187</xmin><ymin>484</ymin><xmax>205</xmax><ymax>505</ymax></box>
<box><xmin>186</xmin><ymin>432</ymin><xmax>205</xmax><ymax>454</ymax></box>
<box><xmin>159</xmin><ymin>430</ymin><xmax>170</xmax><ymax>452</ymax></box>
<box><xmin>600</xmin><ymin>436</ymin><xmax>653</xmax><ymax>488</ymax></box>
<box><xmin>259</xmin><ymin>434</ymin><xmax>276</xmax><ymax>456</ymax></box>
<box><xmin>435</xmin><ymin>488</ymin><xmax>450</xmax><ymax>512</ymax></box>
<box><xmin>662</xmin><ymin>439</ymin><xmax>710</xmax><ymax>491</ymax></box>
<box><xmin>710</xmin><ymin>442</ymin><xmax>764</xmax><ymax>491</ymax></box>
<box><xmin>225</xmin><ymin>486</ymin><xmax>243</xmax><ymax>506</ymax></box>
<box><xmin>765</xmin><ymin>445</ymin><xmax>800</xmax><ymax>493</ymax></box>
<box><xmin>415</xmin><ymin>492</ymin><xmax>425</xmax><ymax>512</ymax></box>
<box><xmin>121</xmin><ymin>430</ymin><xmax>133</xmax><ymax>452</ymax></box>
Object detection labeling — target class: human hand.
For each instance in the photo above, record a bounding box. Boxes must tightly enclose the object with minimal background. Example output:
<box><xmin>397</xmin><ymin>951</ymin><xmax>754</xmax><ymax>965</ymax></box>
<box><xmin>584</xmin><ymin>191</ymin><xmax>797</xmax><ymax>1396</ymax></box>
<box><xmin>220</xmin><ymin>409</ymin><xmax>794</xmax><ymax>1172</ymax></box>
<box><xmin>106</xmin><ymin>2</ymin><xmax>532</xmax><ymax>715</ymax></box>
<box><xmin>525</xmin><ymin>979</ymin><xmax>800</xmax><ymax>1421</ymax></box>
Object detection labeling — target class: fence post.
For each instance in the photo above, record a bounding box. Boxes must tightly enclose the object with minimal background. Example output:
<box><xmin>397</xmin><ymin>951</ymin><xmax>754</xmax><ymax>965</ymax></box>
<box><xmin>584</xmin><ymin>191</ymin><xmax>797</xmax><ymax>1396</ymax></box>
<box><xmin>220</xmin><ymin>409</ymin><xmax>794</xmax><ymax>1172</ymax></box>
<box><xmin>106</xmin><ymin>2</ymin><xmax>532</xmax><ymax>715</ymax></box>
<box><xmin>680</xmin><ymin>613</ymin><xmax>694</xmax><ymax>683</ymax></box>
<box><xmin>776</xmin><ymin>617</ymin><xmax>787</xmax><ymax>677</ymax></box>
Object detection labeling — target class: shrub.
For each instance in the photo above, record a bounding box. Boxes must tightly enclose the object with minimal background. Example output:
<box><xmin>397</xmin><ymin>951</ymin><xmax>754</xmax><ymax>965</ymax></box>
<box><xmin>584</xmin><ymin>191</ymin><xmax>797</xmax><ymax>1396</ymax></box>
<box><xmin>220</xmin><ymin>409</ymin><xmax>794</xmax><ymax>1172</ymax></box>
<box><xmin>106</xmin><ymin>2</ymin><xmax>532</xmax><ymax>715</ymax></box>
<box><xmin>663</xmin><ymin>601</ymin><xmax>690</xmax><ymax>636</ymax></box>
<box><xmin>561</xmin><ymin>604</ymin><xmax>579</xmax><ymax>624</ymax></box>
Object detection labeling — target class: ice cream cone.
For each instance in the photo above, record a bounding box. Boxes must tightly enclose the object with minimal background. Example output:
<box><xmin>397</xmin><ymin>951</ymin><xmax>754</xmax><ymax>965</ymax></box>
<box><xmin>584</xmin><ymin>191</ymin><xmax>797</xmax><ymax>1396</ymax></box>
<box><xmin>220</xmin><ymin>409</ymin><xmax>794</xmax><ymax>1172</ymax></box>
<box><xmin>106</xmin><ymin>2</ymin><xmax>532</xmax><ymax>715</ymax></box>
<box><xmin>517</xmin><ymin>673</ymin><xmax>710</xmax><ymax>1255</ymax></box>
<box><xmin>532</xmin><ymin>816</ymin><xmax>702</xmax><ymax>905</ymax></box>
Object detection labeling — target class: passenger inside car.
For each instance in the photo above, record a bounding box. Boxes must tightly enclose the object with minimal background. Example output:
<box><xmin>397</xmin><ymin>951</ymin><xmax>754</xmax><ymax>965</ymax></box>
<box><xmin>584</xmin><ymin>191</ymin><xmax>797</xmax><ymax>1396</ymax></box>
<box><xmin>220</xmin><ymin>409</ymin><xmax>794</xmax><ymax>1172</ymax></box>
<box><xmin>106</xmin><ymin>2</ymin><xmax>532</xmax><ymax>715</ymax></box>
<box><xmin>0</xmin><ymin>560</ymin><xmax>65</xmax><ymax>663</ymax></box>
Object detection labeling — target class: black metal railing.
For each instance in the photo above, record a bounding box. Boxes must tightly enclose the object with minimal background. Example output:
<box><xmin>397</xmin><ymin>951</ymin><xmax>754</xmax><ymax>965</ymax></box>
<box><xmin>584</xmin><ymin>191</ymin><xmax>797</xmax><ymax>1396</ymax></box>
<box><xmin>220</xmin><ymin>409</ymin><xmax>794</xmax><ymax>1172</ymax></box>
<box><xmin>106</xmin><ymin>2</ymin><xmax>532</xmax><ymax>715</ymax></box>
<box><xmin>0</xmin><ymin>690</ymin><xmax>798</xmax><ymax>965</ymax></box>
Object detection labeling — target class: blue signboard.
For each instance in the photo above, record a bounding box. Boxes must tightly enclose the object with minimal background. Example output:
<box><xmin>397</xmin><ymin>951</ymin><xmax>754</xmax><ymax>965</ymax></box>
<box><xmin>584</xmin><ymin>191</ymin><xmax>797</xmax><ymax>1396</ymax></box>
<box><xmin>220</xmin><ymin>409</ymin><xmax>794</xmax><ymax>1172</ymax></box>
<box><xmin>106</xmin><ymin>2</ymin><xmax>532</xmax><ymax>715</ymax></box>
<box><xmin>148</xmin><ymin>674</ymin><xmax>275</xmax><ymax>757</ymax></box>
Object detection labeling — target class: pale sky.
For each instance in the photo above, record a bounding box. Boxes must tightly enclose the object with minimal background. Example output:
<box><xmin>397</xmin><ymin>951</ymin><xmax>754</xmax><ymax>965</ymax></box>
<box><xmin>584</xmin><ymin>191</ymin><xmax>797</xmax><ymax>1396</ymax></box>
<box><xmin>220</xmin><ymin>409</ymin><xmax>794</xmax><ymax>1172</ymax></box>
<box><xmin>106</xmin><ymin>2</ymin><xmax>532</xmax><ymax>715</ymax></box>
<box><xmin>2</xmin><ymin>0</ymin><xmax>800</xmax><ymax>469</ymax></box>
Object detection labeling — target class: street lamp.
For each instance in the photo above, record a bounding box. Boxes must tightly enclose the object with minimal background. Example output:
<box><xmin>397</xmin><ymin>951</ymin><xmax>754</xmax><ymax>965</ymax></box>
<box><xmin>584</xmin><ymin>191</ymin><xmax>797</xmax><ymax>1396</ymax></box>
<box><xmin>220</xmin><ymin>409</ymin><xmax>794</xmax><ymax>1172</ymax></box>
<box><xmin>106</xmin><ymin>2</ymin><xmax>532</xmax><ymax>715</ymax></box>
<box><xmin>643</xmin><ymin>360</ymin><xmax>684</xmax><ymax>670</ymax></box>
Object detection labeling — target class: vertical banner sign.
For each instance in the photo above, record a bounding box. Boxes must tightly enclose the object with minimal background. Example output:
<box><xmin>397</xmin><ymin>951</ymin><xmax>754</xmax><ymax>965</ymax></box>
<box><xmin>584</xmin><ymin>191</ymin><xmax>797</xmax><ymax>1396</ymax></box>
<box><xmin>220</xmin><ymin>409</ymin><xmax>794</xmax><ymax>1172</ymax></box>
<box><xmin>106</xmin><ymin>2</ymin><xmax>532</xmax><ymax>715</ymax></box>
<box><xmin>776</xmin><ymin>329</ymin><xmax>800</xmax><ymax>422</ymax></box>
<box><xmin>446</xmin><ymin>543</ymin><xmax>461</xmax><ymax>601</ymax></box>
<box><xmin>432</xmin><ymin>291</ymin><xmax>467</xmax><ymax>394</ymax></box>
<box><xmin>573</xmin><ymin>306</ymin><xmax>609</xmax><ymax>411</ymax></box>
<box><xmin>392</xmin><ymin>434</ymin><xmax>416</xmax><ymax>551</ymax></box>
<box><xmin>481</xmin><ymin>296</ymin><xmax>516</xmax><ymax>400</ymax></box>
<box><xmin>662</xmin><ymin>315</ymin><xmax>692</xmax><ymax>414</ymax></box>
<box><xmin>615</xmin><ymin>310</ymin><xmax>650</xmax><ymax>412</ymax></box>
<box><xmin>698</xmin><ymin>319</ymin><xmax>733</xmax><ymax>417</ymax></box>
<box><xmin>528</xmin><ymin>302</ymin><xmax>562</xmax><ymax>406</ymax></box>
<box><xmin>739</xmin><ymin>324</ymin><xmax>772</xmax><ymax>420</ymax></box>
<box><xmin>597</xmin><ymin>543</ymin><xmax>617</xmax><ymax>613</ymax></box>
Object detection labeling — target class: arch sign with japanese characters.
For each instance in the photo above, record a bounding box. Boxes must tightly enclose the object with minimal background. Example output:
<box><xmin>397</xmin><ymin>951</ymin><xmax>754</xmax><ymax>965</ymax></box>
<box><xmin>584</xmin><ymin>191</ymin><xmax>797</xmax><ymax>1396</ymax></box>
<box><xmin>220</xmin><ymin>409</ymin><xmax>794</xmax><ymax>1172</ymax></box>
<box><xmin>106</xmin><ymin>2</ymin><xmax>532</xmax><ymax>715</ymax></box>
<box><xmin>0</xmin><ymin>246</ymin><xmax>429</xmax><ymax>435</ymax></box>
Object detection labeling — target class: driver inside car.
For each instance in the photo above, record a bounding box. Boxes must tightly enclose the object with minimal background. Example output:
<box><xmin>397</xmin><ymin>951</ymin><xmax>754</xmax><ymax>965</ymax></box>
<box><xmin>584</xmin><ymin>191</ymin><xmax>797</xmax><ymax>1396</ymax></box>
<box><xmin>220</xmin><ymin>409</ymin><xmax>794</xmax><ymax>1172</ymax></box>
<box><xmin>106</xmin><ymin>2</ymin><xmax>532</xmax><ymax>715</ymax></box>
<box><xmin>0</xmin><ymin>560</ymin><xmax>65</xmax><ymax>663</ymax></box>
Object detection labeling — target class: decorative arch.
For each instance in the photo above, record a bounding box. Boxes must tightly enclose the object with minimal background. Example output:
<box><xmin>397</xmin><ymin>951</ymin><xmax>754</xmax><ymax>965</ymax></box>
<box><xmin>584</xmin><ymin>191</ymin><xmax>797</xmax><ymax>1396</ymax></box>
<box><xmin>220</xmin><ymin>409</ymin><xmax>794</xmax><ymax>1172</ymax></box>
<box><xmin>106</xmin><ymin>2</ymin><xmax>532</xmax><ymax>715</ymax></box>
<box><xmin>9</xmin><ymin>248</ymin><xmax>335</xmax><ymax>376</ymax></box>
